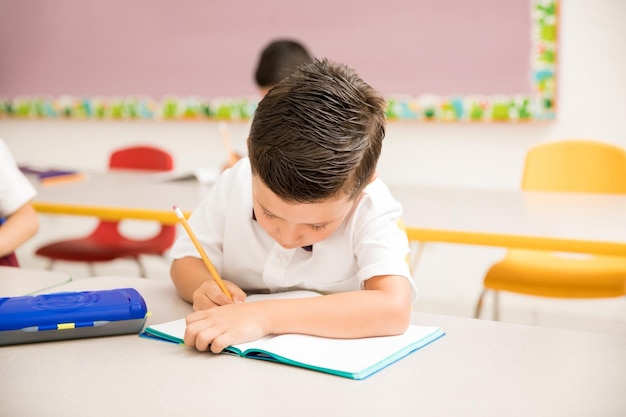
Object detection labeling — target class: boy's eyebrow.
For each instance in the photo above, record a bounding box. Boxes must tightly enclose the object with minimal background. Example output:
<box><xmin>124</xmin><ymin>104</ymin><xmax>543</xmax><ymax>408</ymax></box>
<box><xmin>256</xmin><ymin>201</ymin><xmax>333</xmax><ymax>226</ymax></box>
<box><xmin>257</xmin><ymin>203</ymin><xmax>282</xmax><ymax>220</ymax></box>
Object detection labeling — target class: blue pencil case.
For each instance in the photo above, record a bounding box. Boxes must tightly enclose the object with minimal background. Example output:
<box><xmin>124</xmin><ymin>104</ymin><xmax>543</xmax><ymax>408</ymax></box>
<box><xmin>0</xmin><ymin>288</ymin><xmax>148</xmax><ymax>346</ymax></box>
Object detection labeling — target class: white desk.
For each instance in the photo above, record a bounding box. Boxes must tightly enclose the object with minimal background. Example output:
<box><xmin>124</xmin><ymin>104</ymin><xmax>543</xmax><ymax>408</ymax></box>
<box><xmin>32</xmin><ymin>172</ymin><xmax>626</xmax><ymax>255</ymax></box>
<box><xmin>391</xmin><ymin>185</ymin><xmax>626</xmax><ymax>256</ymax></box>
<box><xmin>0</xmin><ymin>265</ymin><xmax>71</xmax><ymax>297</ymax></box>
<box><xmin>32</xmin><ymin>170</ymin><xmax>211</xmax><ymax>224</ymax></box>
<box><xmin>1</xmin><ymin>276</ymin><xmax>624</xmax><ymax>417</ymax></box>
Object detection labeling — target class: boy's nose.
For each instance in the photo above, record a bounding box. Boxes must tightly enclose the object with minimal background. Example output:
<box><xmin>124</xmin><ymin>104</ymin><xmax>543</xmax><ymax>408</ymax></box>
<box><xmin>277</xmin><ymin>225</ymin><xmax>302</xmax><ymax>247</ymax></box>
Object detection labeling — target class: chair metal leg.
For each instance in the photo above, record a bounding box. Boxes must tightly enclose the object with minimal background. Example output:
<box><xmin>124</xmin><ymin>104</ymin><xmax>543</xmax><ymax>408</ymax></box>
<box><xmin>46</xmin><ymin>259</ymin><xmax>56</xmax><ymax>271</ymax></box>
<box><xmin>474</xmin><ymin>289</ymin><xmax>488</xmax><ymax>318</ymax></box>
<box><xmin>493</xmin><ymin>291</ymin><xmax>500</xmax><ymax>321</ymax></box>
<box><xmin>134</xmin><ymin>257</ymin><xmax>147</xmax><ymax>278</ymax></box>
<box><xmin>87</xmin><ymin>263</ymin><xmax>96</xmax><ymax>276</ymax></box>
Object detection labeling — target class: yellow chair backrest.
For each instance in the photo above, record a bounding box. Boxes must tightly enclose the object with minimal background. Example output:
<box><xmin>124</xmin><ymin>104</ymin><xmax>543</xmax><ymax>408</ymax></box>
<box><xmin>522</xmin><ymin>140</ymin><xmax>626</xmax><ymax>194</ymax></box>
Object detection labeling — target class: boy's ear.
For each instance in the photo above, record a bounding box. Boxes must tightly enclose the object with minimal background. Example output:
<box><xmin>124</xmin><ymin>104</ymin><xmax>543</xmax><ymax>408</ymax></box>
<box><xmin>369</xmin><ymin>171</ymin><xmax>378</xmax><ymax>184</ymax></box>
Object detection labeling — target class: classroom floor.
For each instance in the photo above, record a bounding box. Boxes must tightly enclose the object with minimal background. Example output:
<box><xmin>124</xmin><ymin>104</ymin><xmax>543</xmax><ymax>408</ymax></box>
<box><xmin>17</xmin><ymin>215</ymin><xmax>626</xmax><ymax>337</ymax></box>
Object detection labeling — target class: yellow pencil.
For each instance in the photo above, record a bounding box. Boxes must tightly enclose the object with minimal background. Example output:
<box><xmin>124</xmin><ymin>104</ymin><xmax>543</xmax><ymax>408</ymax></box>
<box><xmin>173</xmin><ymin>205</ymin><xmax>232</xmax><ymax>300</ymax></box>
<box><xmin>218</xmin><ymin>122</ymin><xmax>239</xmax><ymax>166</ymax></box>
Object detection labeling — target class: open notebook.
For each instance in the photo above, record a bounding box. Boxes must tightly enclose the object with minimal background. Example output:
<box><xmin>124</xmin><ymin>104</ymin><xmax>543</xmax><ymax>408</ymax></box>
<box><xmin>142</xmin><ymin>291</ymin><xmax>444</xmax><ymax>380</ymax></box>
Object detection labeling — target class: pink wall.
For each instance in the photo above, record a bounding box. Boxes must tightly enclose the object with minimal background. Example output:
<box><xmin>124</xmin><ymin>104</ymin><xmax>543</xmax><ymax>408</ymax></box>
<box><xmin>0</xmin><ymin>0</ymin><xmax>531</xmax><ymax>98</ymax></box>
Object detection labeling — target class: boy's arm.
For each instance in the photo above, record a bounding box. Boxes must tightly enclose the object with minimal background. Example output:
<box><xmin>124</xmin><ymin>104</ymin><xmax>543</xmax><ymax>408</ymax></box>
<box><xmin>265</xmin><ymin>274</ymin><xmax>412</xmax><ymax>337</ymax></box>
<box><xmin>185</xmin><ymin>274</ymin><xmax>412</xmax><ymax>352</ymax></box>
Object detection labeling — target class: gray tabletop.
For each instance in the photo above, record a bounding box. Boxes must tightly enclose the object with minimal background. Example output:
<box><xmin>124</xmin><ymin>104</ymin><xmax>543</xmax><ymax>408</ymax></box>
<box><xmin>1</xmin><ymin>276</ymin><xmax>624</xmax><ymax>417</ymax></box>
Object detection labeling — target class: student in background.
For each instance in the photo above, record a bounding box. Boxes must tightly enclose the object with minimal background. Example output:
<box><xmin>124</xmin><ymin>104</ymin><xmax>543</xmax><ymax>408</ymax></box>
<box><xmin>222</xmin><ymin>39</ymin><xmax>313</xmax><ymax>170</ymax></box>
<box><xmin>0</xmin><ymin>138</ymin><xmax>39</xmax><ymax>266</ymax></box>
<box><xmin>170</xmin><ymin>58</ymin><xmax>415</xmax><ymax>353</ymax></box>
<box><xmin>254</xmin><ymin>39</ymin><xmax>313</xmax><ymax>96</ymax></box>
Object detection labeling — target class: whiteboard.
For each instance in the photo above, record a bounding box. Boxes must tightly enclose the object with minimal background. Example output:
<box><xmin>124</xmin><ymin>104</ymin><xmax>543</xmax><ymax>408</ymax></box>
<box><xmin>0</xmin><ymin>0</ymin><xmax>533</xmax><ymax>98</ymax></box>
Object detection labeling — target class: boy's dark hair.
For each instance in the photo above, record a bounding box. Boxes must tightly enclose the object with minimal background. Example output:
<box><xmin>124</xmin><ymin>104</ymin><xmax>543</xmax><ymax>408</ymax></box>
<box><xmin>254</xmin><ymin>39</ymin><xmax>313</xmax><ymax>89</ymax></box>
<box><xmin>248</xmin><ymin>58</ymin><xmax>386</xmax><ymax>203</ymax></box>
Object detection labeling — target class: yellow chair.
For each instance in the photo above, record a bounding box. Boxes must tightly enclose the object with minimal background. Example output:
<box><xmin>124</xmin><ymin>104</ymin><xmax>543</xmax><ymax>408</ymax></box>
<box><xmin>474</xmin><ymin>140</ymin><xmax>626</xmax><ymax>319</ymax></box>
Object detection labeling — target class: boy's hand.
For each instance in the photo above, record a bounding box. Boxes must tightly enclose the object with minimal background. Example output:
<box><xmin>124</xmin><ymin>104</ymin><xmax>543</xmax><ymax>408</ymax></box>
<box><xmin>184</xmin><ymin>303</ymin><xmax>267</xmax><ymax>353</ymax></box>
<box><xmin>191</xmin><ymin>279</ymin><xmax>247</xmax><ymax>311</ymax></box>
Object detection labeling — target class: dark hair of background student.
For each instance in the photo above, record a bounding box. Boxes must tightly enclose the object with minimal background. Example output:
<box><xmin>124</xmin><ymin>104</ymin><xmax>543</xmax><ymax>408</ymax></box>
<box><xmin>254</xmin><ymin>39</ymin><xmax>313</xmax><ymax>93</ymax></box>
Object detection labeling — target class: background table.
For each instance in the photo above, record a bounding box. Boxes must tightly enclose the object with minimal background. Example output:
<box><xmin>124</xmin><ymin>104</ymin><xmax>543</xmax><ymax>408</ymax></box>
<box><xmin>32</xmin><ymin>170</ymin><xmax>211</xmax><ymax>224</ymax></box>
<box><xmin>1</xmin><ymin>276</ymin><xmax>624</xmax><ymax>417</ymax></box>
<box><xmin>391</xmin><ymin>185</ymin><xmax>626</xmax><ymax>256</ymax></box>
<box><xmin>389</xmin><ymin>185</ymin><xmax>626</xmax><ymax>271</ymax></box>
<box><xmin>33</xmin><ymin>173</ymin><xmax>626</xmax><ymax>255</ymax></box>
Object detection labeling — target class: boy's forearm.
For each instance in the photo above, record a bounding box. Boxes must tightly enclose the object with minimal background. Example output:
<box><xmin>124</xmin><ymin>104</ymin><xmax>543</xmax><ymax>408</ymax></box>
<box><xmin>258</xmin><ymin>276</ymin><xmax>412</xmax><ymax>338</ymax></box>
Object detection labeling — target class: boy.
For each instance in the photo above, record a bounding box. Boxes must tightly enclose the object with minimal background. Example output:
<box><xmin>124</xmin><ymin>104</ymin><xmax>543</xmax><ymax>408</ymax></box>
<box><xmin>169</xmin><ymin>58</ymin><xmax>415</xmax><ymax>353</ymax></box>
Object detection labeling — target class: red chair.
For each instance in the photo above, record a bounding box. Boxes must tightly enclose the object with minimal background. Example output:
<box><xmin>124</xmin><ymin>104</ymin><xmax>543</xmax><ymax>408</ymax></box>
<box><xmin>35</xmin><ymin>145</ymin><xmax>176</xmax><ymax>277</ymax></box>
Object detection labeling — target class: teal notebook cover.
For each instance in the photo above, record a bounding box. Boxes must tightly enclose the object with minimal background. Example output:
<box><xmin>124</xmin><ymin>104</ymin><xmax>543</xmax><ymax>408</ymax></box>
<box><xmin>143</xmin><ymin>318</ymin><xmax>444</xmax><ymax>380</ymax></box>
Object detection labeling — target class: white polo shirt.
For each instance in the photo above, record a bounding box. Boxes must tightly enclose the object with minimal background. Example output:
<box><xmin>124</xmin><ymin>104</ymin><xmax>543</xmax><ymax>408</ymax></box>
<box><xmin>169</xmin><ymin>158</ymin><xmax>416</xmax><ymax>299</ymax></box>
<box><xmin>0</xmin><ymin>139</ymin><xmax>36</xmax><ymax>217</ymax></box>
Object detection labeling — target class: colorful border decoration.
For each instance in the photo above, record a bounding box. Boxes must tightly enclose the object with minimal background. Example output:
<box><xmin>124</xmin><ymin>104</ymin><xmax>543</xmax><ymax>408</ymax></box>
<box><xmin>0</xmin><ymin>95</ymin><xmax>258</xmax><ymax>121</ymax></box>
<box><xmin>0</xmin><ymin>0</ymin><xmax>556</xmax><ymax>123</ymax></box>
<box><xmin>385</xmin><ymin>0</ymin><xmax>557</xmax><ymax>122</ymax></box>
